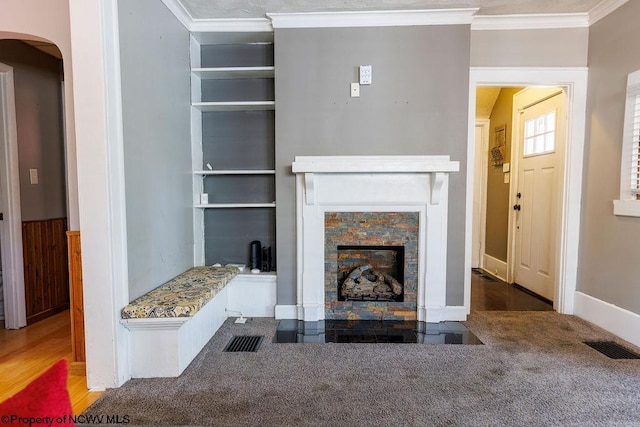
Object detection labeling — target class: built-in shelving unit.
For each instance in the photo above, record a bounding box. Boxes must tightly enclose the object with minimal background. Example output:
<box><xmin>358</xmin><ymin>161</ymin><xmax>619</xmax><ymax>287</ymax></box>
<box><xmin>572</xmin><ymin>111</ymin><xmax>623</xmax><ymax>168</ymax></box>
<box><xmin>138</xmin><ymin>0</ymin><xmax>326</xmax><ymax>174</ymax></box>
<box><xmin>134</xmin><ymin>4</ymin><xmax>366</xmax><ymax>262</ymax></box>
<box><xmin>191</xmin><ymin>66</ymin><xmax>275</xmax><ymax>80</ymax></box>
<box><xmin>191</xmin><ymin>31</ymin><xmax>276</xmax><ymax>269</ymax></box>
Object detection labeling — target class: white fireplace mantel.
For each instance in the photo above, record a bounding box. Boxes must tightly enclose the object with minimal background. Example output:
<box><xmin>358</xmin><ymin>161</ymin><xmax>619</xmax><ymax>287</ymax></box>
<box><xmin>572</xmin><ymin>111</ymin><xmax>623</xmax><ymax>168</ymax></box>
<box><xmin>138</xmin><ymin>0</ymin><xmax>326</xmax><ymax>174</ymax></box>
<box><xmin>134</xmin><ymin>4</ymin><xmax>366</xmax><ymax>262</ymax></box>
<box><xmin>292</xmin><ymin>156</ymin><xmax>459</xmax><ymax>205</ymax></box>
<box><xmin>280</xmin><ymin>155</ymin><xmax>463</xmax><ymax>323</ymax></box>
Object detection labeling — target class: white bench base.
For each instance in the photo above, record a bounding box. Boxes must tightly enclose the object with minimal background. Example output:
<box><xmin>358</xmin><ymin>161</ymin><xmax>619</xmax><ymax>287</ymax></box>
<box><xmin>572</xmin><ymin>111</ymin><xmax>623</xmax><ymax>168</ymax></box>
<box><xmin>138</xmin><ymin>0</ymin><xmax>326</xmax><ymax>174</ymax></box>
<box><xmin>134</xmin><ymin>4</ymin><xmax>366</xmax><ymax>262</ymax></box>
<box><xmin>121</xmin><ymin>273</ymin><xmax>276</xmax><ymax>378</ymax></box>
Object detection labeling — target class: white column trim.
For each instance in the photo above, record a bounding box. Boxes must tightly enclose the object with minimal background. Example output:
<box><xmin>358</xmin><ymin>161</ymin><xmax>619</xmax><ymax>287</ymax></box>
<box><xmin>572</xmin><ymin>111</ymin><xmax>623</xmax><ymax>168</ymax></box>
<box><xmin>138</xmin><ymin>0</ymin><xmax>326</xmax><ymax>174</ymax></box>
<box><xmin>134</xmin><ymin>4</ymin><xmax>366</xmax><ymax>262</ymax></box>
<box><xmin>69</xmin><ymin>0</ymin><xmax>130</xmax><ymax>388</ymax></box>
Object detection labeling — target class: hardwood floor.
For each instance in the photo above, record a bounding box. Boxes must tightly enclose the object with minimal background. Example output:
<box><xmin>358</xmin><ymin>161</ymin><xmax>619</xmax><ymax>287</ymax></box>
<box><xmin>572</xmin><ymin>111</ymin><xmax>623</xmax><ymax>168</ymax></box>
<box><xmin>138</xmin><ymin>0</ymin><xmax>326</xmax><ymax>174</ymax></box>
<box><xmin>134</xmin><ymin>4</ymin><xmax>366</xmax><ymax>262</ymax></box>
<box><xmin>0</xmin><ymin>310</ymin><xmax>102</xmax><ymax>413</ymax></box>
<box><xmin>471</xmin><ymin>269</ymin><xmax>553</xmax><ymax>311</ymax></box>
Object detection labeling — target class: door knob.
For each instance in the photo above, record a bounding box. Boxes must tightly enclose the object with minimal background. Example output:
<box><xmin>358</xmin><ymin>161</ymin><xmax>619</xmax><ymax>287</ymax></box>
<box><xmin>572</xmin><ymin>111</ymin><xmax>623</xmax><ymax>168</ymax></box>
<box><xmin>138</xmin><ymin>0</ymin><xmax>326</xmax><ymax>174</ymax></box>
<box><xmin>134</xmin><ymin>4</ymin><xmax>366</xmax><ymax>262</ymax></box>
<box><xmin>513</xmin><ymin>204</ymin><xmax>521</xmax><ymax>211</ymax></box>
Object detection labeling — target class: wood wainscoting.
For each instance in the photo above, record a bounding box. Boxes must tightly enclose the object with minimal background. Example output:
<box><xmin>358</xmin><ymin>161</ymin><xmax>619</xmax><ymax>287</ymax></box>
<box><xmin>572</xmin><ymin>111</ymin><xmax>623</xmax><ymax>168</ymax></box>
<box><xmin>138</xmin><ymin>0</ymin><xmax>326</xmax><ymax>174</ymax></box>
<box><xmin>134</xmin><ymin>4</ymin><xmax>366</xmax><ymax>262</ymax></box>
<box><xmin>22</xmin><ymin>217</ymin><xmax>69</xmax><ymax>324</ymax></box>
<box><xmin>66</xmin><ymin>231</ymin><xmax>85</xmax><ymax>363</ymax></box>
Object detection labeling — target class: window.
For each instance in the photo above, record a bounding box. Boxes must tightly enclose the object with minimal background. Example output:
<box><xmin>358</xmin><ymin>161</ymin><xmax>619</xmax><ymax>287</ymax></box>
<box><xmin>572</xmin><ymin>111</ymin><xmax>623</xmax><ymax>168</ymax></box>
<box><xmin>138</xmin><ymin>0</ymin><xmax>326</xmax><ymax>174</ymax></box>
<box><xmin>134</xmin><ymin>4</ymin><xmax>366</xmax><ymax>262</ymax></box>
<box><xmin>524</xmin><ymin>111</ymin><xmax>556</xmax><ymax>156</ymax></box>
<box><xmin>613</xmin><ymin>69</ymin><xmax>640</xmax><ymax>217</ymax></box>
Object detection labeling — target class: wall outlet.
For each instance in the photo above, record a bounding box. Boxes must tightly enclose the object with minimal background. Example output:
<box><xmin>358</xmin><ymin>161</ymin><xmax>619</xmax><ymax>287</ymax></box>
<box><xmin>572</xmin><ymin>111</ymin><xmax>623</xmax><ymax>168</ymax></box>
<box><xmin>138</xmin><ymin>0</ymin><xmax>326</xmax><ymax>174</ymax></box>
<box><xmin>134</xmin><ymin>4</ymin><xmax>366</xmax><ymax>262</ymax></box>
<box><xmin>359</xmin><ymin>65</ymin><xmax>372</xmax><ymax>85</ymax></box>
<box><xmin>350</xmin><ymin>82</ymin><xmax>360</xmax><ymax>97</ymax></box>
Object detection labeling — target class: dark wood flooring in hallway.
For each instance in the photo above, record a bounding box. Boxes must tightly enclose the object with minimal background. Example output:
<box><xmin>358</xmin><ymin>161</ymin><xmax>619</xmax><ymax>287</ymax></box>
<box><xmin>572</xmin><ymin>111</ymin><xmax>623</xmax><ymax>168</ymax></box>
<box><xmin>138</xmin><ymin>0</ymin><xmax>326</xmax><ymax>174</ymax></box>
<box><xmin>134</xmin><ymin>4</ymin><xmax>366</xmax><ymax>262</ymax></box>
<box><xmin>471</xmin><ymin>269</ymin><xmax>553</xmax><ymax>311</ymax></box>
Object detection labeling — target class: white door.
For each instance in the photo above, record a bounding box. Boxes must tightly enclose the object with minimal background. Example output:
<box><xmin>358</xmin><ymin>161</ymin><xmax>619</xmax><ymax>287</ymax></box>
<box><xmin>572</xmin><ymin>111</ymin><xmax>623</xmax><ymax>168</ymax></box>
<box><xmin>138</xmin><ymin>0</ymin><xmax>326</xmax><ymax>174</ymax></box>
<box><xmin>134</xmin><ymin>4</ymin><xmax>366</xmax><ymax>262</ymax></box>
<box><xmin>513</xmin><ymin>90</ymin><xmax>565</xmax><ymax>301</ymax></box>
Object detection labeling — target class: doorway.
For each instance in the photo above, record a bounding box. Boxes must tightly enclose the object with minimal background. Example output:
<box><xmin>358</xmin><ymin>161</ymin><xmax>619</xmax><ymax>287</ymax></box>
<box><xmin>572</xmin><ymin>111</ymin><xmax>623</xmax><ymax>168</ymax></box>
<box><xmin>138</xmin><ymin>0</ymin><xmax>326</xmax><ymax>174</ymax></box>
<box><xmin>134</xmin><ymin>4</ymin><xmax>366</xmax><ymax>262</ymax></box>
<box><xmin>0</xmin><ymin>40</ymin><xmax>69</xmax><ymax>328</ymax></box>
<box><xmin>466</xmin><ymin>67</ymin><xmax>588</xmax><ymax>315</ymax></box>
<box><xmin>472</xmin><ymin>86</ymin><xmax>564</xmax><ymax>307</ymax></box>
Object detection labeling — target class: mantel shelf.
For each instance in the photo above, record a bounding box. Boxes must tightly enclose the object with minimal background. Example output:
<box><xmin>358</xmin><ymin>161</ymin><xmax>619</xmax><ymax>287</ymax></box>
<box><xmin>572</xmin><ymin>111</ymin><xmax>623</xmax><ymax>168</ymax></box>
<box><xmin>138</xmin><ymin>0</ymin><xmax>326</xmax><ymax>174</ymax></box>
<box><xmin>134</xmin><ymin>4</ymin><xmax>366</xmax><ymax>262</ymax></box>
<box><xmin>192</xmin><ymin>67</ymin><xmax>275</xmax><ymax>80</ymax></box>
<box><xmin>292</xmin><ymin>155</ymin><xmax>459</xmax><ymax>174</ymax></box>
<box><xmin>195</xmin><ymin>202</ymin><xmax>276</xmax><ymax>209</ymax></box>
<box><xmin>194</xmin><ymin>170</ymin><xmax>276</xmax><ymax>175</ymax></box>
<box><xmin>193</xmin><ymin>101</ymin><xmax>275</xmax><ymax>112</ymax></box>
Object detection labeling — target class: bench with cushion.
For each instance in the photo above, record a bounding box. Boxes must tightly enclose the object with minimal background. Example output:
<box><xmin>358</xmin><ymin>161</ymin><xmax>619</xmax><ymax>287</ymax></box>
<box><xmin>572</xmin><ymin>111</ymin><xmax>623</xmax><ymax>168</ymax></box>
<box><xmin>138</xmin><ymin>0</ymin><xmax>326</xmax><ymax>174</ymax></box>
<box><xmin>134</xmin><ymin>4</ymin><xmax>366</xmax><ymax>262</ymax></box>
<box><xmin>120</xmin><ymin>266</ymin><xmax>239</xmax><ymax>378</ymax></box>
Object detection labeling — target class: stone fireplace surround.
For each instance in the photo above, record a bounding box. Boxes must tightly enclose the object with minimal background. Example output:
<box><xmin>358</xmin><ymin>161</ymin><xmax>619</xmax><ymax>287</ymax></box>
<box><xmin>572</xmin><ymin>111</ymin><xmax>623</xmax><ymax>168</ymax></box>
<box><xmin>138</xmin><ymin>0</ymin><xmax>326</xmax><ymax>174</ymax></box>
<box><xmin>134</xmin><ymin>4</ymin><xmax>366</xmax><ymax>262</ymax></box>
<box><xmin>283</xmin><ymin>155</ymin><xmax>461</xmax><ymax>323</ymax></box>
<box><xmin>326</xmin><ymin>211</ymin><xmax>419</xmax><ymax>320</ymax></box>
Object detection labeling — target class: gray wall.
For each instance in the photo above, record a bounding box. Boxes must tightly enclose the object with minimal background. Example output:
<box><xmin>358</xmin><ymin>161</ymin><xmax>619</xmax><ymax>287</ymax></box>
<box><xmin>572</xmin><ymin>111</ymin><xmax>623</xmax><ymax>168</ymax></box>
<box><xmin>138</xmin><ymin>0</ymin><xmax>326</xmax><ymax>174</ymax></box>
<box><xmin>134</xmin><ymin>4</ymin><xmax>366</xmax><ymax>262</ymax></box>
<box><xmin>471</xmin><ymin>28</ymin><xmax>588</xmax><ymax>67</ymax></box>
<box><xmin>0</xmin><ymin>40</ymin><xmax>66</xmax><ymax>222</ymax></box>
<box><xmin>118</xmin><ymin>0</ymin><xmax>192</xmax><ymax>300</ymax></box>
<box><xmin>275</xmin><ymin>25</ymin><xmax>470</xmax><ymax>306</ymax></box>
<box><xmin>579</xmin><ymin>0</ymin><xmax>640</xmax><ymax>314</ymax></box>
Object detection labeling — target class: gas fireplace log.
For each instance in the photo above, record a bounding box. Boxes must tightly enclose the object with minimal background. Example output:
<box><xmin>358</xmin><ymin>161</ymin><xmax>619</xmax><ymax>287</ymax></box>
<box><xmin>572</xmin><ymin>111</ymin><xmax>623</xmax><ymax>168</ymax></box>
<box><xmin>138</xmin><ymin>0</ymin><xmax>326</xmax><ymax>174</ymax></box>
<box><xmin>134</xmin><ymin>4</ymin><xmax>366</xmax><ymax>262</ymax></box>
<box><xmin>341</xmin><ymin>265</ymin><xmax>403</xmax><ymax>300</ymax></box>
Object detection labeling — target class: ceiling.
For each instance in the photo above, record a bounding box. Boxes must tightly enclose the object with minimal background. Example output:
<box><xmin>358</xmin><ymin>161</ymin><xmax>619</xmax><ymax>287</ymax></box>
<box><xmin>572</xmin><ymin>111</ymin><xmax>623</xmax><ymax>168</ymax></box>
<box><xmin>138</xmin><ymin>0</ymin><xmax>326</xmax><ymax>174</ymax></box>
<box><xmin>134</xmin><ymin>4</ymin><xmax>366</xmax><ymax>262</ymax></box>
<box><xmin>178</xmin><ymin>0</ymin><xmax>605</xmax><ymax>19</ymax></box>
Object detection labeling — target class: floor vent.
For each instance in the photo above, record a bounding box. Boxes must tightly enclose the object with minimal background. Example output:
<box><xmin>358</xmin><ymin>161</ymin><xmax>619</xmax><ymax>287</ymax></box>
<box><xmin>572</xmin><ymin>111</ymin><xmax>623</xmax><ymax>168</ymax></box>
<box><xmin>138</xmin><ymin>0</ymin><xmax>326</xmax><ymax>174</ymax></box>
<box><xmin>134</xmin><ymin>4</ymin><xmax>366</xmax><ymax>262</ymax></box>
<box><xmin>584</xmin><ymin>341</ymin><xmax>640</xmax><ymax>359</ymax></box>
<box><xmin>472</xmin><ymin>269</ymin><xmax>497</xmax><ymax>282</ymax></box>
<box><xmin>224</xmin><ymin>335</ymin><xmax>264</xmax><ymax>353</ymax></box>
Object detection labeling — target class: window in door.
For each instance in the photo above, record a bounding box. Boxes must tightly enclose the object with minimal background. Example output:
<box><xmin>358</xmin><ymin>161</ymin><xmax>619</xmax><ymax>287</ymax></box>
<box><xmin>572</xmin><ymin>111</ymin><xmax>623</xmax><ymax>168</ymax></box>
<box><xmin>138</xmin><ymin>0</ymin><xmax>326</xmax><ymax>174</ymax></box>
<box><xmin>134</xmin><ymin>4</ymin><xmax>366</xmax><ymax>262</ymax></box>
<box><xmin>523</xmin><ymin>110</ymin><xmax>556</xmax><ymax>156</ymax></box>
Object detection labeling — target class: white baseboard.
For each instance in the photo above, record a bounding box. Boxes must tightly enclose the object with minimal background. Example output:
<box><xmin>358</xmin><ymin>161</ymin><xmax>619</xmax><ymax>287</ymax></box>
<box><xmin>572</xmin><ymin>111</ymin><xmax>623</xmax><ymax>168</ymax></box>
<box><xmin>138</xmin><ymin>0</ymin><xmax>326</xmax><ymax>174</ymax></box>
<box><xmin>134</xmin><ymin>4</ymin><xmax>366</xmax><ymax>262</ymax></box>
<box><xmin>482</xmin><ymin>253</ymin><xmax>508</xmax><ymax>281</ymax></box>
<box><xmin>574</xmin><ymin>291</ymin><xmax>640</xmax><ymax>347</ymax></box>
<box><xmin>275</xmin><ymin>305</ymin><xmax>297</xmax><ymax>319</ymax></box>
<box><xmin>420</xmin><ymin>306</ymin><xmax>469</xmax><ymax>323</ymax></box>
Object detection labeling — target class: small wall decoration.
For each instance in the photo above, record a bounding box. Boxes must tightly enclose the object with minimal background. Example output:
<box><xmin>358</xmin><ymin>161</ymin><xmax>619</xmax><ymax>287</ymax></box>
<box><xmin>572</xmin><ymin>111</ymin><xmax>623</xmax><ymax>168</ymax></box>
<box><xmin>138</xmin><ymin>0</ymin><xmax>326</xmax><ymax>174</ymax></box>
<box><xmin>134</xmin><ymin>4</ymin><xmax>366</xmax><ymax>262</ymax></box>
<box><xmin>491</xmin><ymin>124</ymin><xmax>506</xmax><ymax>167</ymax></box>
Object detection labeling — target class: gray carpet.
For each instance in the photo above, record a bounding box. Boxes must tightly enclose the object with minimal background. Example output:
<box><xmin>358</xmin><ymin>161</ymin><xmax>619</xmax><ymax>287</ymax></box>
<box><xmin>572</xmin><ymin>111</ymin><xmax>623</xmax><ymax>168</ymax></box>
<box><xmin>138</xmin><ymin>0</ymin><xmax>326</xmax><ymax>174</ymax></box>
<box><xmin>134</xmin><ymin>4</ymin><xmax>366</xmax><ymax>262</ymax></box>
<box><xmin>84</xmin><ymin>312</ymin><xmax>640</xmax><ymax>426</ymax></box>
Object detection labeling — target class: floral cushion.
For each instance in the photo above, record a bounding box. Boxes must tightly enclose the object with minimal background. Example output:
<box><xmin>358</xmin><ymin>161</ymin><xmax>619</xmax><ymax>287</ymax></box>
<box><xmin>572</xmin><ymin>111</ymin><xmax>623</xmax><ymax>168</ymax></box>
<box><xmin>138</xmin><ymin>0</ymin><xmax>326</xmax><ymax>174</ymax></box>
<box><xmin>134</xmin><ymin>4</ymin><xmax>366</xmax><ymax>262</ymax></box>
<box><xmin>121</xmin><ymin>266</ymin><xmax>239</xmax><ymax>319</ymax></box>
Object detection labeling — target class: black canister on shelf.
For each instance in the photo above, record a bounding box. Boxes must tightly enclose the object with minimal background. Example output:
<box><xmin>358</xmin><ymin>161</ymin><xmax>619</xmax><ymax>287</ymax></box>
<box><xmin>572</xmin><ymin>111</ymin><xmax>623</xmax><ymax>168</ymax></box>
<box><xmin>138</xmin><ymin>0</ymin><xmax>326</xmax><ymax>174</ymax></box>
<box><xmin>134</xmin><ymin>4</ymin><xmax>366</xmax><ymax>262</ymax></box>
<box><xmin>250</xmin><ymin>240</ymin><xmax>261</xmax><ymax>270</ymax></box>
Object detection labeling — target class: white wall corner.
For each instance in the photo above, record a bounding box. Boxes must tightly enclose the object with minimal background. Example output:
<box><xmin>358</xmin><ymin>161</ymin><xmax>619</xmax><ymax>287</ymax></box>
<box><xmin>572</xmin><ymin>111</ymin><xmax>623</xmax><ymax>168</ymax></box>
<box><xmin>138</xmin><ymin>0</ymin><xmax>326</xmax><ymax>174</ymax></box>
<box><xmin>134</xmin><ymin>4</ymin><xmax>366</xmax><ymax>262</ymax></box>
<box><xmin>574</xmin><ymin>291</ymin><xmax>640</xmax><ymax>348</ymax></box>
<box><xmin>588</xmin><ymin>0</ymin><xmax>629</xmax><ymax>26</ymax></box>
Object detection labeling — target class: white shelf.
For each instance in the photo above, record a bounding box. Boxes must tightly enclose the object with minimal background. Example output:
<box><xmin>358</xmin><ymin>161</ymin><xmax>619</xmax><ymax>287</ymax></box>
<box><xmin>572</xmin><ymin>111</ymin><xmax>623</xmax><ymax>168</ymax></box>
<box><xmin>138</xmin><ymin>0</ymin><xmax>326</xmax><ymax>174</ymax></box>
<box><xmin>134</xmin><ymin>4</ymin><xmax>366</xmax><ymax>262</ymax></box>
<box><xmin>193</xmin><ymin>101</ymin><xmax>275</xmax><ymax>112</ymax></box>
<box><xmin>192</xmin><ymin>67</ymin><xmax>274</xmax><ymax>80</ymax></box>
<box><xmin>195</xmin><ymin>202</ymin><xmax>276</xmax><ymax>209</ymax></box>
<box><xmin>194</xmin><ymin>170</ymin><xmax>275</xmax><ymax>175</ymax></box>
<box><xmin>237</xmin><ymin>270</ymin><xmax>277</xmax><ymax>278</ymax></box>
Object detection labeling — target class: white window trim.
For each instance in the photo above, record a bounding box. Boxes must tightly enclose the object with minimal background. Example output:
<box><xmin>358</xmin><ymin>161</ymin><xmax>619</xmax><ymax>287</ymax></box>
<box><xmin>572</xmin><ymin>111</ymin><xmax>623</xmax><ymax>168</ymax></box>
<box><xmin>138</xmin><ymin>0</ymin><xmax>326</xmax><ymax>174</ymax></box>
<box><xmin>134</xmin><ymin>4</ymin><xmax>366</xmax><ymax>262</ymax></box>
<box><xmin>613</xmin><ymin>69</ymin><xmax>640</xmax><ymax>217</ymax></box>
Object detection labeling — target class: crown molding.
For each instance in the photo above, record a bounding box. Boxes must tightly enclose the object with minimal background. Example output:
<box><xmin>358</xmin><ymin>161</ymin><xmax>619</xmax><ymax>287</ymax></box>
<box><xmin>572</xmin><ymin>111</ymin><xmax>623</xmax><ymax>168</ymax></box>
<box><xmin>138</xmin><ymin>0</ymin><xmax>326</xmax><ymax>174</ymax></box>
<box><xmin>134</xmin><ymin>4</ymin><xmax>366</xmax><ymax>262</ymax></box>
<box><xmin>163</xmin><ymin>2</ymin><xmax>628</xmax><ymax>33</ymax></box>
<box><xmin>190</xmin><ymin>18</ymin><xmax>273</xmax><ymax>33</ymax></box>
<box><xmin>588</xmin><ymin>0</ymin><xmax>629</xmax><ymax>25</ymax></box>
<box><xmin>161</xmin><ymin>0</ymin><xmax>193</xmax><ymax>30</ymax></box>
<box><xmin>471</xmin><ymin>13</ymin><xmax>589</xmax><ymax>30</ymax></box>
<box><xmin>267</xmin><ymin>9</ymin><xmax>479</xmax><ymax>29</ymax></box>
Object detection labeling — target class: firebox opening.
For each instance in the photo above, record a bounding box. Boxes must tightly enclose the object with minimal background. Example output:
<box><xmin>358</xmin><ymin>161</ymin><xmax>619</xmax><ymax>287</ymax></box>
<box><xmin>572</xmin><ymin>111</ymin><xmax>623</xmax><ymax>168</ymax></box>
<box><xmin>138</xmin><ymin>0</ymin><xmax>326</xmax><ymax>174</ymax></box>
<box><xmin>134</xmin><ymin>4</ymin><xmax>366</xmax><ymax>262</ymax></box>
<box><xmin>337</xmin><ymin>245</ymin><xmax>405</xmax><ymax>302</ymax></box>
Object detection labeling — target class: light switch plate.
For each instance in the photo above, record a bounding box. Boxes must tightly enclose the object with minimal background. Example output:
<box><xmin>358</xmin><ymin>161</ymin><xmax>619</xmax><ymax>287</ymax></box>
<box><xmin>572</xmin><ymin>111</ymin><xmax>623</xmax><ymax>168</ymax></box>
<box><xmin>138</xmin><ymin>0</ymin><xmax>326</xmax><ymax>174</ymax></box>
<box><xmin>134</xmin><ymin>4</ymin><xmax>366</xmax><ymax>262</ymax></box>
<box><xmin>29</xmin><ymin>168</ymin><xmax>38</xmax><ymax>185</ymax></box>
<box><xmin>503</xmin><ymin>162</ymin><xmax>510</xmax><ymax>173</ymax></box>
<box><xmin>350</xmin><ymin>82</ymin><xmax>360</xmax><ymax>97</ymax></box>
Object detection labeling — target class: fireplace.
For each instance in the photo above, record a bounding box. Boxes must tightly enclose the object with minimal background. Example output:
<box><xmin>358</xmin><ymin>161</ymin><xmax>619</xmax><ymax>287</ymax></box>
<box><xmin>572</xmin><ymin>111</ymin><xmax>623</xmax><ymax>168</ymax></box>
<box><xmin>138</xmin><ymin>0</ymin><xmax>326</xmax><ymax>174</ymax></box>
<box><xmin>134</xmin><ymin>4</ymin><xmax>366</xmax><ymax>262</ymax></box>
<box><xmin>288</xmin><ymin>155</ymin><xmax>460</xmax><ymax>323</ymax></box>
<box><xmin>337</xmin><ymin>245</ymin><xmax>405</xmax><ymax>302</ymax></box>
